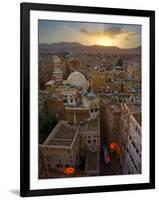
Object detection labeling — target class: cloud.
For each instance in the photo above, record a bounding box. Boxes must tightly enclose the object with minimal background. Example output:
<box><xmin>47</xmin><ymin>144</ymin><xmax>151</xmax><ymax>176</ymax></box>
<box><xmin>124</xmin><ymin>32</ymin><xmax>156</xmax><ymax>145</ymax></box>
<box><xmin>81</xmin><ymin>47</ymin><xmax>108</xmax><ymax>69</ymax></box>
<box><xmin>125</xmin><ymin>37</ymin><xmax>129</xmax><ymax>40</ymax></box>
<box><xmin>103</xmin><ymin>27</ymin><xmax>128</xmax><ymax>38</ymax></box>
<box><xmin>80</xmin><ymin>27</ymin><xmax>140</xmax><ymax>39</ymax></box>
<box><xmin>80</xmin><ymin>28</ymin><xmax>101</xmax><ymax>36</ymax></box>
<box><xmin>80</xmin><ymin>28</ymin><xmax>88</xmax><ymax>34</ymax></box>
<box><xmin>128</xmin><ymin>32</ymin><xmax>140</xmax><ymax>36</ymax></box>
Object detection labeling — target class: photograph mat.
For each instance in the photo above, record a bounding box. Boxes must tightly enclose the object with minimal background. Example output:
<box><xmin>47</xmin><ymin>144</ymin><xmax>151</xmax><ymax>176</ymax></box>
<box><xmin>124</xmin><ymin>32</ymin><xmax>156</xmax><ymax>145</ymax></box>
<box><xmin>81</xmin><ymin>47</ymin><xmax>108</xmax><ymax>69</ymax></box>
<box><xmin>30</xmin><ymin>10</ymin><xmax>150</xmax><ymax>190</ymax></box>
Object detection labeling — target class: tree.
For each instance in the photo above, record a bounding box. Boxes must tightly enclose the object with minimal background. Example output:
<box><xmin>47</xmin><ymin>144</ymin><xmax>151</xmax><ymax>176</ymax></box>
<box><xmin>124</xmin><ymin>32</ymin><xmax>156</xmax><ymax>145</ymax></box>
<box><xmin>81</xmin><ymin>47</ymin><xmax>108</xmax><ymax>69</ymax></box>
<box><xmin>39</xmin><ymin>114</ymin><xmax>59</xmax><ymax>136</ymax></box>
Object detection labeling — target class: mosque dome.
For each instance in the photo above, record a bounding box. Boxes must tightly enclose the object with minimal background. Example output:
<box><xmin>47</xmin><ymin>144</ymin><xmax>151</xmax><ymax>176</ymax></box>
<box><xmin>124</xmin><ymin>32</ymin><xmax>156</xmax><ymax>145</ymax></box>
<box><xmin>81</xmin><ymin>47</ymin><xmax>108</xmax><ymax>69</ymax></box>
<box><xmin>52</xmin><ymin>55</ymin><xmax>60</xmax><ymax>63</ymax></box>
<box><xmin>67</xmin><ymin>71</ymin><xmax>86</xmax><ymax>87</ymax></box>
<box><xmin>87</xmin><ymin>90</ymin><xmax>96</xmax><ymax>98</ymax></box>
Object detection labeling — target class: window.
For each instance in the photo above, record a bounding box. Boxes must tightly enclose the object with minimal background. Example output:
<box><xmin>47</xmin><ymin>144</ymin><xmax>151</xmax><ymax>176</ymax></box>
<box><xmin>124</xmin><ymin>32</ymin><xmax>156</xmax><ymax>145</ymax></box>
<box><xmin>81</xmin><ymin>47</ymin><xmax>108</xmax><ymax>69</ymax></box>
<box><xmin>56</xmin><ymin>164</ymin><xmax>60</xmax><ymax>168</ymax></box>
<box><xmin>132</xmin><ymin>141</ymin><xmax>135</xmax><ymax>148</ymax></box>
<box><xmin>88</xmin><ymin>140</ymin><xmax>91</xmax><ymax>143</ymax></box>
<box><xmin>136</xmin><ymin>148</ymin><xmax>139</xmax><ymax>154</ymax></box>
<box><xmin>64</xmin><ymin>99</ymin><xmax>67</xmax><ymax>103</ymax></box>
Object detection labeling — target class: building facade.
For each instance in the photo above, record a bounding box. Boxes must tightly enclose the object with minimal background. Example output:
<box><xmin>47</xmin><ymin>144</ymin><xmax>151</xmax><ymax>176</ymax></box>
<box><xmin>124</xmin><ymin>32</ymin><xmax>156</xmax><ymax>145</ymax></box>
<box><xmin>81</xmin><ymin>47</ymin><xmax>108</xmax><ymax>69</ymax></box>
<box><xmin>120</xmin><ymin>103</ymin><xmax>141</xmax><ymax>174</ymax></box>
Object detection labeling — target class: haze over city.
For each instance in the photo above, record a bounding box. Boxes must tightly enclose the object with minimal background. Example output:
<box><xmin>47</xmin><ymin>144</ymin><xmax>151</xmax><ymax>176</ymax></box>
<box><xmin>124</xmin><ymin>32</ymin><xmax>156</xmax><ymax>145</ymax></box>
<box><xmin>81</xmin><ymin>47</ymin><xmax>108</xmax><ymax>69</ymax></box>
<box><xmin>39</xmin><ymin>20</ymin><xmax>141</xmax><ymax>48</ymax></box>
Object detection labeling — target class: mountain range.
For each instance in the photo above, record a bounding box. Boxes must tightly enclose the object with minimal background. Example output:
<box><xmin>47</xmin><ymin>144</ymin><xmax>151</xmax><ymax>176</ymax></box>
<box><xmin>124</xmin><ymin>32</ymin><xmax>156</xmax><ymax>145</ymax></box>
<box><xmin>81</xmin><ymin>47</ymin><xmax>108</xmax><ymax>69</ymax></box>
<box><xmin>39</xmin><ymin>42</ymin><xmax>141</xmax><ymax>55</ymax></box>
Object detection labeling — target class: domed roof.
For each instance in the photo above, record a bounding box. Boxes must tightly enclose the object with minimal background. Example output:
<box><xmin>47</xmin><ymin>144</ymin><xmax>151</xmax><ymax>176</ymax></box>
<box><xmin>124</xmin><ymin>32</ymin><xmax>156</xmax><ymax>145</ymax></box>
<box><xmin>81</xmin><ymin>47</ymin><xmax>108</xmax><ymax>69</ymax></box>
<box><xmin>52</xmin><ymin>55</ymin><xmax>60</xmax><ymax>63</ymax></box>
<box><xmin>67</xmin><ymin>71</ymin><xmax>86</xmax><ymax>87</ymax></box>
<box><xmin>87</xmin><ymin>91</ymin><xmax>96</xmax><ymax>97</ymax></box>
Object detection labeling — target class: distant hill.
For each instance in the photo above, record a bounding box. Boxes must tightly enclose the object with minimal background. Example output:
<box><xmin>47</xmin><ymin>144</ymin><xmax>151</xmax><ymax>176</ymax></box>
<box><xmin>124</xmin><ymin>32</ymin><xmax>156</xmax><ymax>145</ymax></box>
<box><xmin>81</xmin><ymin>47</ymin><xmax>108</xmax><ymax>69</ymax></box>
<box><xmin>39</xmin><ymin>42</ymin><xmax>141</xmax><ymax>55</ymax></box>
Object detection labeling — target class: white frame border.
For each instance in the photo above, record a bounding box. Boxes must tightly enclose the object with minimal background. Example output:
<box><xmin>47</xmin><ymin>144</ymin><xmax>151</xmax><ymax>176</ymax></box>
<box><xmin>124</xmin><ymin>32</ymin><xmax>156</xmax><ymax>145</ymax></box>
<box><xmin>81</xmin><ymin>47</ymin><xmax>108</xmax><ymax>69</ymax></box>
<box><xmin>30</xmin><ymin>10</ymin><xmax>150</xmax><ymax>190</ymax></box>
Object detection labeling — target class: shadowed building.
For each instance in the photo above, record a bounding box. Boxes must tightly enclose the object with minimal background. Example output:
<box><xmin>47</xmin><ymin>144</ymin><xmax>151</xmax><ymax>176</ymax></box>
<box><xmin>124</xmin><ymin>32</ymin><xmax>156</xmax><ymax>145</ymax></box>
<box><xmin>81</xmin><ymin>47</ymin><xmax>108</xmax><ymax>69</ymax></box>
<box><xmin>85</xmin><ymin>151</ymin><xmax>100</xmax><ymax>175</ymax></box>
<box><xmin>39</xmin><ymin>117</ymin><xmax>100</xmax><ymax>178</ymax></box>
<box><xmin>99</xmin><ymin>93</ymin><xmax>121</xmax><ymax>146</ymax></box>
<box><xmin>98</xmin><ymin>92</ymin><xmax>141</xmax><ymax>174</ymax></box>
<box><xmin>39</xmin><ymin>121</ymin><xmax>79</xmax><ymax>177</ymax></box>
<box><xmin>120</xmin><ymin>103</ymin><xmax>141</xmax><ymax>174</ymax></box>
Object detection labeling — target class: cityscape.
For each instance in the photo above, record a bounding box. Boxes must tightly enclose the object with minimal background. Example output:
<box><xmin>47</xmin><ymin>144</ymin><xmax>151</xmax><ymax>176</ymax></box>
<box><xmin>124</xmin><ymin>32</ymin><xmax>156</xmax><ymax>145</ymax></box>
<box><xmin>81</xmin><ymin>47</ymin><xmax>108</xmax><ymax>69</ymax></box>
<box><xmin>38</xmin><ymin>20</ymin><xmax>141</xmax><ymax>179</ymax></box>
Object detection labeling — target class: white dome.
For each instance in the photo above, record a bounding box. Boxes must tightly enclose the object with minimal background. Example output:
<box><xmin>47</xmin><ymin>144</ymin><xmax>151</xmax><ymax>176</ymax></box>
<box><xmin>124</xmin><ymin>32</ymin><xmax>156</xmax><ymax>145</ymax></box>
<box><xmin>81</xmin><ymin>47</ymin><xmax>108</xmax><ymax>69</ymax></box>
<box><xmin>67</xmin><ymin>71</ymin><xmax>86</xmax><ymax>87</ymax></box>
<box><xmin>52</xmin><ymin>55</ymin><xmax>60</xmax><ymax>63</ymax></box>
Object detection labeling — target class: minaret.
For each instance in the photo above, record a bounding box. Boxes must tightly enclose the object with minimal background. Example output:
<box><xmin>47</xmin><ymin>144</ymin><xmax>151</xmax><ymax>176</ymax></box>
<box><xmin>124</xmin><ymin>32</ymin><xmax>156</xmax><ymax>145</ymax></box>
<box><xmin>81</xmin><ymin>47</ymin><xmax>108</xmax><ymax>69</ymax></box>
<box><xmin>53</xmin><ymin>65</ymin><xmax>63</xmax><ymax>85</ymax></box>
<box><xmin>52</xmin><ymin>55</ymin><xmax>63</xmax><ymax>86</ymax></box>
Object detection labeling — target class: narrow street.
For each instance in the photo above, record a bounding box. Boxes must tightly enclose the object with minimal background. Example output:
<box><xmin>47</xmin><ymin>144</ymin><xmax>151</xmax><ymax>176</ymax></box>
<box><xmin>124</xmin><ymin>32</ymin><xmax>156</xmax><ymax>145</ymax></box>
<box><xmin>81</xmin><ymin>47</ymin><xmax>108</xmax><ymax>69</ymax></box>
<box><xmin>99</xmin><ymin>146</ymin><xmax>115</xmax><ymax>176</ymax></box>
<box><xmin>99</xmin><ymin>132</ymin><xmax>120</xmax><ymax>176</ymax></box>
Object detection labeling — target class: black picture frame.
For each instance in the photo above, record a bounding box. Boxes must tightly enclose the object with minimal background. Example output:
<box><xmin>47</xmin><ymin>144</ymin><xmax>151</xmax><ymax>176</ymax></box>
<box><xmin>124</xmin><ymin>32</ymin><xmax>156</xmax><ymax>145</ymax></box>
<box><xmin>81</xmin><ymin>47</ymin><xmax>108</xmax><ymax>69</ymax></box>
<box><xmin>20</xmin><ymin>2</ymin><xmax>155</xmax><ymax>197</ymax></box>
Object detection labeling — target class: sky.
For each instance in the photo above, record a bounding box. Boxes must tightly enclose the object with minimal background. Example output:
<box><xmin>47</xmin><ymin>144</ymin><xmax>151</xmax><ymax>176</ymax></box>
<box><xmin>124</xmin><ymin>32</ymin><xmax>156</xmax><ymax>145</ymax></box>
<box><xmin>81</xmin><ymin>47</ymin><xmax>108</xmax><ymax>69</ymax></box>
<box><xmin>39</xmin><ymin>20</ymin><xmax>141</xmax><ymax>48</ymax></box>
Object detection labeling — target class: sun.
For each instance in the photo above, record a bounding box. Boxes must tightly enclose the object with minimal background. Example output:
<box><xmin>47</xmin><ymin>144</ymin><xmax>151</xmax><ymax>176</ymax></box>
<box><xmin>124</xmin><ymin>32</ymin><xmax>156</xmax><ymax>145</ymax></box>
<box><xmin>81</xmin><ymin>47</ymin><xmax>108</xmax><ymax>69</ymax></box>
<box><xmin>96</xmin><ymin>37</ymin><xmax>113</xmax><ymax>46</ymax></box>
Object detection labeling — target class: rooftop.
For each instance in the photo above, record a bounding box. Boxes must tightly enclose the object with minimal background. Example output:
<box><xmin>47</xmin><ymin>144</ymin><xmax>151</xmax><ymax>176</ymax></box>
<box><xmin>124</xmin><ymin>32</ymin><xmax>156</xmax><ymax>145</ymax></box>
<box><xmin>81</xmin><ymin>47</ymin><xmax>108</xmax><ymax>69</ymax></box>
<box><xmin>83</xmin><ymin>91</ymin><xmax>97</xmax><ymax>100</ymax></box>
<box><xmin>98</xmin><ymin>94</ymin><xmax>121</xmax><ymax>113</ymax></box>
<box><xmin>45</xmin><ymin>79</ymin><xmax>55</xmax><ymax>86</ymax></box>
<box><xmin>122</xmin><ymin>103</ymin><xmax>141</xmax><ymax>125</ymax></box>
<box><xmin>54</xmin><ymin>124</ymin><xmax>75</xmax><ymax>140</ymax></box>
<box><xmin>78</xmin><ymin>118</ymin><xmax>99</xmax><ymax>133</ymax></box>
<box><xmin>127</xmin><ymin>103</ymin><xmax>141</xmax><ymax>113</ymax></box>
<box><xmin>99</xmin><ymin>93</ymin><xmax>141</xmax><ymax>105</ymax></box>
<box><xmin>44</xmin><ymin>121</ymin><xmax>77</xmax><ymax>147</ymax></box>
<box><xmin>66</xmin><ymin>71</ymin><xmax>87</xmax><ymax>88</ymax></box>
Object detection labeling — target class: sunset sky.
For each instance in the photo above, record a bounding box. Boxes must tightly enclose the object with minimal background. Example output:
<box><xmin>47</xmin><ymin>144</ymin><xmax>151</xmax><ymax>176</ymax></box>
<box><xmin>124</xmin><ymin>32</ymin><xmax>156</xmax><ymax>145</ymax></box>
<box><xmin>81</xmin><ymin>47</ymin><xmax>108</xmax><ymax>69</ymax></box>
<box><xmin>39</xmin><ymin>20</ymin><xmax>141</xmax><ymax>48</ymax></box>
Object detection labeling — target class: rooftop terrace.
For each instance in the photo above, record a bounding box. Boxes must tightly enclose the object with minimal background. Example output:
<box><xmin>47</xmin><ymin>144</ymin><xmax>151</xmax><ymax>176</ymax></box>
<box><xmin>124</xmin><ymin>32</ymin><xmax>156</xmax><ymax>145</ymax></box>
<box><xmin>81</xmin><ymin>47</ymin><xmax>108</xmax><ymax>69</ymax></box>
<box><xmin>44</xmin><ymin>121</ymin><xmax>77</xmax><ymax>147</ymax></box>
<box><xmin>78</xmin><ymin>118</ymin><xmax>99</xmax><ymax>133</ymax></box>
